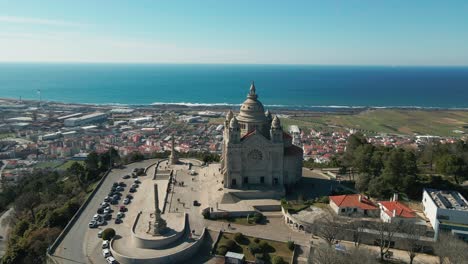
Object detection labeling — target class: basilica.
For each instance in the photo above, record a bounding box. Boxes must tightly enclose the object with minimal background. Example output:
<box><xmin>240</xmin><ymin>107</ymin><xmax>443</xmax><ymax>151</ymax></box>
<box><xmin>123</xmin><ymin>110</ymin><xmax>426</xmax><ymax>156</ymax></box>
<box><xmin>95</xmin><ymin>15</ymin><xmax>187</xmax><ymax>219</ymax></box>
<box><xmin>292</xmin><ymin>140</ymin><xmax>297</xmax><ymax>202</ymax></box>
<box><xmin>221</xmin><ymin>82</ymin><xmax>303</xmax><ymax>189</ymax></box>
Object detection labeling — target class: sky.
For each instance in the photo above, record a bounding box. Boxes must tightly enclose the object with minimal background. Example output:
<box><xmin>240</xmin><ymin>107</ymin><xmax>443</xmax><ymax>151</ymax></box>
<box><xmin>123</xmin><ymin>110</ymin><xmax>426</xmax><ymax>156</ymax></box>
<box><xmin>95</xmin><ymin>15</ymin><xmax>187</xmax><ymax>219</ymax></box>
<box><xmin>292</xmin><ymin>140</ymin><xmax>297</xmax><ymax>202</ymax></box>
<box><xmin>0</xmin><ymin>0</ymin><xmax>467</xmax><ymax>65</ymax></box>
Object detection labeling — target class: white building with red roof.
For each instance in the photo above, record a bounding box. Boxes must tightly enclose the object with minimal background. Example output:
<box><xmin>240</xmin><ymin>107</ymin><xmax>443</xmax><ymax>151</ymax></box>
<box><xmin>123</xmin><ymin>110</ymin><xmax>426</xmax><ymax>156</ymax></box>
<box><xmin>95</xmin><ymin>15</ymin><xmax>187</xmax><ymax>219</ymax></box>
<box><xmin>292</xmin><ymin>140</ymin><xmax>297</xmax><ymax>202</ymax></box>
<box><xmin>329</xmin><ymin>194</ymin><xmax>380</xmax><ymax>217</ymax></box>
<box><xmin>378</xmin><ymin>194</ymin><xmax>417</xmax><ymax>224</ymax></box>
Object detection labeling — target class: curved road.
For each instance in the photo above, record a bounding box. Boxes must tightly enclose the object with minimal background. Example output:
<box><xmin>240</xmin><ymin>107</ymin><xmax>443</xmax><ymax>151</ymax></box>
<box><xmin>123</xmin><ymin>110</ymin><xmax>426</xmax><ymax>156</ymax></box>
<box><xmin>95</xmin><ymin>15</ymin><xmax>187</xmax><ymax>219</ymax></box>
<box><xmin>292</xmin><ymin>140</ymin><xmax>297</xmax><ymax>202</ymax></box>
<box><xmin>52</xmin><ymin>159</ymin><xmax>159</xmax><ymax>264</ymax></box>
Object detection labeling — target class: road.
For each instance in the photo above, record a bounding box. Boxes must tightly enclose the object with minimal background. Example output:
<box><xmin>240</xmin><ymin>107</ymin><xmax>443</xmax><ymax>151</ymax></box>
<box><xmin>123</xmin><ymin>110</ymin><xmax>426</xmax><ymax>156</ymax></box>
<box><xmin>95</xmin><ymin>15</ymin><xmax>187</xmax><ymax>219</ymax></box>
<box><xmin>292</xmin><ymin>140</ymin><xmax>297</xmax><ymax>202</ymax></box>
<box><xmin>52</xmin><ymin>159</ymin><xmax>159</xmax><ymax>264</ymax></box>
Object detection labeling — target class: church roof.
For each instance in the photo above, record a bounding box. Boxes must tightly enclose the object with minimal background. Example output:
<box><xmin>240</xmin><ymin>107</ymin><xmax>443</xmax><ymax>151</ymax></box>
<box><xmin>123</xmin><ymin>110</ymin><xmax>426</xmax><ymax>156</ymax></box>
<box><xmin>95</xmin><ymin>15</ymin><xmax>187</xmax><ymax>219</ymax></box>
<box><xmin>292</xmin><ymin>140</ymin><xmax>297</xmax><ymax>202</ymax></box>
<box><xmin>237</xmin><ymin>82</ymin><xmax>267</xmax><ymax>124</ymax></box>
<box><xmin>241</xmin><ymin>130</ymin><xmax>257</xmax><ymax>141</ymax></box>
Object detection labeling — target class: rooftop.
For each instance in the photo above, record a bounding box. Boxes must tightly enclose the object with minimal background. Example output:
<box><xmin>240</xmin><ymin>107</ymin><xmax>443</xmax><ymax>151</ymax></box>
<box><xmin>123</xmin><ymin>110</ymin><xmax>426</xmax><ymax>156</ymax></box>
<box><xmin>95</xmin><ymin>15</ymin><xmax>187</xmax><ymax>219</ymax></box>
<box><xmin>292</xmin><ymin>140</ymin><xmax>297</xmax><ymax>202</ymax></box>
<box><xmin>379</xmin><ymin>201</ymin><xmax>416</xmax><ymax>218</ymax></box>
<box><xmin>329</xmin><ymin>194</ymin><xmax>378</xmax><ymax>210</ymax></box>
<box><xmin>426</xmin><ymin>188</ymin><xmax>468</xmax><ymax>211</ymax></box>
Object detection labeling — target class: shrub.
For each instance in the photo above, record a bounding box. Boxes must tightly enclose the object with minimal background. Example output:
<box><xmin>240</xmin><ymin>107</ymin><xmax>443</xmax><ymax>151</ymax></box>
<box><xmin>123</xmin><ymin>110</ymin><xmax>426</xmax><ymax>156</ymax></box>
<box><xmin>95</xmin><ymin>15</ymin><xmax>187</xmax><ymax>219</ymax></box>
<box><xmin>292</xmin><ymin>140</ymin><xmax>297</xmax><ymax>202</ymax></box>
<box><xmin>254</xmin><ymin>237</ymin><xmax>260</xmax><ymax>243</ymax></box>
<box><xmin>249</xmin><ymin>243</ymin><xmax>262</xmax><ymax>254</ymax></box>
<box><xmin>217</xmin><ymin>245</ymin><xmax>228</xmax><ymax>256</ymax></box>
<box><xmin>102</xmin><ymin>228</ymin><xmax>116</xmax><ymax>240</ymax></box>
<box><xmin>258</xmin><ymin>241</ymin><xmax>269</xmax><ymax>251</ymax></box>
<box><xmin>234</xmin><ymin>232</ymin><xmax>244</xmax><ymax>243</ymax></box>
<box><xmin>287</xmin><ymin>240</ymin><xmax>295</xmax><ymax>251</ymax></box>
<box><xmin>272</xmin><ymin>255</ymin><xmax>286</xmax><ymax>264</ymax></box>
<box><xmin>223</xmin><ymin>239</ymin><xmax>236</xmax><ymax>250</ymax></box>
<box><xmin>254</xmin><ymin>253</ymin><xmax>265</xmax><ymax>261</ymax></box>
<box><xmin>253</xmin><ymin>212</ymin><xmax>264</xmax><ymax>224</ymax></box>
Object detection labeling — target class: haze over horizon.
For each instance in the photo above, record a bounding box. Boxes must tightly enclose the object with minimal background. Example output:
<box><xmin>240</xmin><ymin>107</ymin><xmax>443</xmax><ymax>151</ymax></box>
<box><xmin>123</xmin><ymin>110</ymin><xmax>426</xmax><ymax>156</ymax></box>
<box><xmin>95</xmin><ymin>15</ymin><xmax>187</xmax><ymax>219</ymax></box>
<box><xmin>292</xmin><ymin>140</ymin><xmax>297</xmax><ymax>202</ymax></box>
<box><xmin>0</xmin><ymin>0</ymin><xmax>467</xmax><ymax>66</ymax></box>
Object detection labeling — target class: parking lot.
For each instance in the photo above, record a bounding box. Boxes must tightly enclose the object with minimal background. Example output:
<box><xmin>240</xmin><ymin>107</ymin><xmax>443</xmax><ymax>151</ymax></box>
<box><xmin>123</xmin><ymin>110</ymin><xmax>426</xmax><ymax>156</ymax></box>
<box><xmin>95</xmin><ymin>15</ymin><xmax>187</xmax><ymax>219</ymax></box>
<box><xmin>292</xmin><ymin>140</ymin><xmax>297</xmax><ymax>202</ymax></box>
<box><xmin>52</xmin><ymin>159</ymin><xmax>159</xmax><ymax>264</ymax></box>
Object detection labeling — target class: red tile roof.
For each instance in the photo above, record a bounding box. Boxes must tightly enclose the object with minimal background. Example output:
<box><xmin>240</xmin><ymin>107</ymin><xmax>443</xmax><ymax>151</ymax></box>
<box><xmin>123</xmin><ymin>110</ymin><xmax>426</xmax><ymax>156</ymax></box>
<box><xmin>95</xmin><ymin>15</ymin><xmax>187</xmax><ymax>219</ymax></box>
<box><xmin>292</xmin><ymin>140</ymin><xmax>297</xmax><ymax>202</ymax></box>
<box><xmin>378</xmin><ymin>201</ymin><xmax>416</xmax><ymax>218</ymax></box>
<box><xmin>329</xmin><ymin>194</ymin><xmax>378</xmax><ymax>210</ymax></box>
<box><xmin>241</xmin><ymin>130</ymin><xmax>256</xmax><ymax>141</ymax></box>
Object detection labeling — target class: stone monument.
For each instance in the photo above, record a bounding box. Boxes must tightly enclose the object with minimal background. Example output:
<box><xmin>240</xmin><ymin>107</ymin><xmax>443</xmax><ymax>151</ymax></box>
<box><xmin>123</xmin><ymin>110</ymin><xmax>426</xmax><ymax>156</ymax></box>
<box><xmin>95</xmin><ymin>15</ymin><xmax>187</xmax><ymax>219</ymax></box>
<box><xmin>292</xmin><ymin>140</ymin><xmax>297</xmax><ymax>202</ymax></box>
<box><xmin>169</xmin><ymin>137</ymin><xmax>179</xmax><ymax>165</ymax></box>
<box><xmin>152</xmin><ymin>184</ymin><xmax>167</xmax><ymax>236</ymax></box>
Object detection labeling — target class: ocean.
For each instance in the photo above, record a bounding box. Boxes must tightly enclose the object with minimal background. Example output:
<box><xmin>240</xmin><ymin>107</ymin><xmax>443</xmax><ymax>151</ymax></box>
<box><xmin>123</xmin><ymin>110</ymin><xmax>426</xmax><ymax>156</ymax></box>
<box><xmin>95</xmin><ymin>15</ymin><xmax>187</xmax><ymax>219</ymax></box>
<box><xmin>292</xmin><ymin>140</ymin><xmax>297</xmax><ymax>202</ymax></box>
<box><xmin>1</xmin><ymin>63</ymin><xmax>468</xmax><ymax>110</ymax></box>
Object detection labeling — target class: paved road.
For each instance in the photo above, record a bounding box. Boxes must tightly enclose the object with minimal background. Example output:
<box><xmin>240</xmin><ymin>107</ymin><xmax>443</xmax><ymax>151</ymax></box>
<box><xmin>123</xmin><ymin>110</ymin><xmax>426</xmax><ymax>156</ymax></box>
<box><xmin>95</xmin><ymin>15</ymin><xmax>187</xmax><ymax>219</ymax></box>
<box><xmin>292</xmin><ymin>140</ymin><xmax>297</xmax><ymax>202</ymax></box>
<box><xmin>52</xmin><ymin>159</ymin><xmax>159</xmax><ymax>264</ymax></box>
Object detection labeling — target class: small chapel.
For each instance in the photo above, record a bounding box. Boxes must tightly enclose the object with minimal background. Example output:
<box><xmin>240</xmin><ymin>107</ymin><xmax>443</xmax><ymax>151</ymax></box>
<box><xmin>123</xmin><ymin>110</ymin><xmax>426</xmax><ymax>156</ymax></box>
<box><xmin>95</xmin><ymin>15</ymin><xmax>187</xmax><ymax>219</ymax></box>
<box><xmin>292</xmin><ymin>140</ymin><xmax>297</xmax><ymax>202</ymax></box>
<box><xmin>220</xmin><ymin>82</ymin><xmax>303</xmax><ymax>189</ymax></box>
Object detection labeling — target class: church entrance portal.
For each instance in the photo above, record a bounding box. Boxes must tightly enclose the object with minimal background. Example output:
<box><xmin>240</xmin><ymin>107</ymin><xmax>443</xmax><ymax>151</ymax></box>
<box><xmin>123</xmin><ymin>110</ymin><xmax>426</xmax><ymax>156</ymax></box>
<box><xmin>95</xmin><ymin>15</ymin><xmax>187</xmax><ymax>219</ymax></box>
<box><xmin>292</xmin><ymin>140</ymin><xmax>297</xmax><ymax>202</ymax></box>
<box><xmin>243</xmin><ymin>177</ymin><xmax>248</xmax><ymax>184</ymax></box>
<box><xmin>231</xmin><ymin>179</ymin><xmax>237</xmax><ymax>186</ymax></box>
<box><xmin>260</xmin><ymin>176</ymin><xmax>265</xmax><ymax>183</ymax></box>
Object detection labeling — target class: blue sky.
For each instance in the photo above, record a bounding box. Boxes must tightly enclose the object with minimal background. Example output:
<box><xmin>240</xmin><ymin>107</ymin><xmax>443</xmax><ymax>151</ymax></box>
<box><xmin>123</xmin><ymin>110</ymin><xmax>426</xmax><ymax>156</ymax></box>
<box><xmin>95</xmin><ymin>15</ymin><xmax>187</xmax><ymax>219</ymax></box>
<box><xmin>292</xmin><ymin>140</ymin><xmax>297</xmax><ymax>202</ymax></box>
<box><xmin>0</xmin><ymin>0</ymin><xmax>467</xmax><ymax>65</ymax></box>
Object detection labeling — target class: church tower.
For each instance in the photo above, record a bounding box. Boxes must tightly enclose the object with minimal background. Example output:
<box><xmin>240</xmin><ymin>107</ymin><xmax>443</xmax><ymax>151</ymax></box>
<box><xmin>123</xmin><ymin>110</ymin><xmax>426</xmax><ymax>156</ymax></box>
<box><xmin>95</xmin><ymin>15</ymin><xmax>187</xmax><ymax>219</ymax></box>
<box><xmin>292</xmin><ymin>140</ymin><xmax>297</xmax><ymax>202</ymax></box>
<box><xmin>270</xmin><ymin>115</ymin><xmax>283</xmax><ymax>143</ymax></box>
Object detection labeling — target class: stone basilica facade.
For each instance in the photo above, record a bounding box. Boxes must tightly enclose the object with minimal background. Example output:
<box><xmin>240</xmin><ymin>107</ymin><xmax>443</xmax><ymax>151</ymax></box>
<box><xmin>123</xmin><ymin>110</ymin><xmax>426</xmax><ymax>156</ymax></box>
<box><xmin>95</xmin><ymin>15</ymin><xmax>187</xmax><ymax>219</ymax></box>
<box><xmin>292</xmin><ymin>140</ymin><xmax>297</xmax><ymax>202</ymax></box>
<box><xmin>220</xmin><ymin>82</ymin><xmax>303</xmax><ymax>189</ymax></box>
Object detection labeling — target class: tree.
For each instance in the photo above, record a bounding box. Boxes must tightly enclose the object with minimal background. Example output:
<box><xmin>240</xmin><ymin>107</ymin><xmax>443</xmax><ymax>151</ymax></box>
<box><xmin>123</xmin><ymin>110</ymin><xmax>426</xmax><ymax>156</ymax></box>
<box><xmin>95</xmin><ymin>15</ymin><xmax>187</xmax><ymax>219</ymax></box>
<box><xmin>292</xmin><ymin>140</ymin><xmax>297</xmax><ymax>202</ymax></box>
<box><xmin>434</xmin><ymin>232</ymin><xmax>468</xmax><ymax>264</ymax></box>
<box><xmin>85</xmin><ymin>151</ymin><xmax>100</xmax><ymax>172</ymax></box>
<box><xmin>400</xmin><ymin>223</ymin><xmax>425</xmax><ymax>264</ymax></box>
<box><xmin>313</xmin><ymin>245</ymin><xmax>376</xmax><ymax>264</ymax></box>
<box><xmin>15</xmin><ymin>192</ymin><xmax>41</xmax><ymax>222</ymax></box>
<box><xmin>436</xmin><ymin>154</ymin><xmax>467</xmax><ymax>184</ymax></box>
<box><xmin>67</xmin><ymin>162</ymin><xmax>86</xmax><ymax>191</ymax></box>
<box><xmin>102</xmin><ymin>228</ymin><xmax>116</xmax><ymax>240</ymax></box>
<box><xmin>313</xmin><ymin>214</ymin><xmax>343</xmax><ymax>247</ymax></box>
<box><xmin>371</xmin><ymin>221</ymin><xmax>402</xmax><ymax>261</ymax></box>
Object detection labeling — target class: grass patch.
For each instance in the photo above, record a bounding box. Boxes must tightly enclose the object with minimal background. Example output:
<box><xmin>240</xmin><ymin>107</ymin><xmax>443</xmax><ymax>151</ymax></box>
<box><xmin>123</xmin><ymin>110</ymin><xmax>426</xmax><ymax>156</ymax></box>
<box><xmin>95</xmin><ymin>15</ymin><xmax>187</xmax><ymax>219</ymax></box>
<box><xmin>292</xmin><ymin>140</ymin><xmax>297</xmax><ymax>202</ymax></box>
<box><xmin>33</xmin><ymin>161</ymin><xmax>63</xmax><ymax>169</ymax></box>
<box><xmin>215</xmin><ymin>232</ymin><xmax>293</xmax><ymax>263</ymax></box>
<box><xmin>215</xmin><ymin>216</ymin><xmax>257</xmax><ymax>226</ymax></box>
<box><xmin>0</xmin><ymin>133</ymin><xmax>14</xmax><ymax>139</ymax></box>
<box><xmin>57</xmin><ymin>160</ymin><xmax>84</xmax><ymax>170</ymax></box>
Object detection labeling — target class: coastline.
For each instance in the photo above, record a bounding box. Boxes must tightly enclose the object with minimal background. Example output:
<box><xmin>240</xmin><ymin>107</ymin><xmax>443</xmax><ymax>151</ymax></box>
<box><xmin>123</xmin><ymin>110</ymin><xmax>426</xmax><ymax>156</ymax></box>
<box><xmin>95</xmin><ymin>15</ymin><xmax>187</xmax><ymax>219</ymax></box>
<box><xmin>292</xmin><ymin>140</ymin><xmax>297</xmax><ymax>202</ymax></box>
<box><xmin>2</xmin><ymin>97</ymin><xmax>468</xmax><ymax>113</ymax></box>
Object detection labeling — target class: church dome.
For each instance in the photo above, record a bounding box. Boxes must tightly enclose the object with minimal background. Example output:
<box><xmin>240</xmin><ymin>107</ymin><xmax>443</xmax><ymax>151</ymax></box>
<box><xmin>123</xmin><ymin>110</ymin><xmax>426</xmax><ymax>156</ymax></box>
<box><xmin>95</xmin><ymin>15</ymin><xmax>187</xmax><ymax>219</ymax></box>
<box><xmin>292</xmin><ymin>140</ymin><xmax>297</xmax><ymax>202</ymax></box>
<box><xmin>237</xmin><ymin>82</ymin><xmax>267</xmax><ymax>124</ymax></box>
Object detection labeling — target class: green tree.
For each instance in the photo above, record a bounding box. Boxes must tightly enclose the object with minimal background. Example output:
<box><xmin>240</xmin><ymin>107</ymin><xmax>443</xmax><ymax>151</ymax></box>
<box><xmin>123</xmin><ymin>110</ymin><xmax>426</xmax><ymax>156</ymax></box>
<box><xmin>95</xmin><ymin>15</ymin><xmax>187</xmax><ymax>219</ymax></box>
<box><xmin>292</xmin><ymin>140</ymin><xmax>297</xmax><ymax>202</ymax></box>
<box><xmin>67</xmin><ymin>162</ymin><xmax>86</xmax><ymax>190</ymax></box>
<box><xmin>102</xmin><ymin>228</ymin><xmax>116</xmax><ymax>240</ymax></box>
<box><xmin>15</xmin><ymin>192</ymin><xmax>41</xmax><ymax>222</ymax></box>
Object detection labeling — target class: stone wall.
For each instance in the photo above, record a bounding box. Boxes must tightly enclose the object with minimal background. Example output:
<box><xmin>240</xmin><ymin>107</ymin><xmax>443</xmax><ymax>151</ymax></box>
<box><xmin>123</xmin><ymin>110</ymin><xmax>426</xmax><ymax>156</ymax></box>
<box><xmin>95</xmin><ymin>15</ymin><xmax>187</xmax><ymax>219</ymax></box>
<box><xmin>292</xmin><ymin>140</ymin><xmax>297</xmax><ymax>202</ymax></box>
<box><xmin>111</xmin><ymin>228</ymin><xmax>207</xmax><ymax>264</ymax></box>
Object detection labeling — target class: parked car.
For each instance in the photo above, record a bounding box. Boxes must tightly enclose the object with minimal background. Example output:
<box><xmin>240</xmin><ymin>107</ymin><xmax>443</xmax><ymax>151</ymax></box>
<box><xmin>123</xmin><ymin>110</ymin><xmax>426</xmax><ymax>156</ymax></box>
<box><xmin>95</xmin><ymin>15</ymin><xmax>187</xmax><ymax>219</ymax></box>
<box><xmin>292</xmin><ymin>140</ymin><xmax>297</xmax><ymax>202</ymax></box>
<box><xmin>102</xmin><ymin>240</ymin><xmax>109</xmax><ymax>249</ymax></box>
<box><xmin>100</xmin><ymin>202</ymin><xmax>109</xmax><ymax>208</ymax></box>
<box><xmin>126</xmin><ymin>194</ymin><xmax>133</xmax><ymax>199</ymax></box>
<box><xmin>110</xmin><ymin>199</ymin><xmax>118</xmax><ymax>205</ymax></box>
<box><xmin>134</xmin><ymin>179</ymin><xmax>140</xmax><ymax>184</ymax></box>
<box><xmin>104</xmin><ymin>207</ymin><xmax>111</xmax><ymax>214</ymax></box>
<box><xmin>193</xmin><ymin>200</ymin><xmax>201</xmax><ymax>206</ymax></box>
<box><xmin>123</xmin><ymin>198</ymin><xmax>130</xmax><ymax>205</ymax></box>
<box><xmin>131</xmin><ymin>183</ymin><xmax>139</xmax><ymax>189</ymax></box>
<box><xmin>119</xmin><ymin>205</ymin><xmax>126</xmax><ymax>212</ymax></box>
<box><xmin>106</xmin><ymin>256</ymin><xmax>117</xmax><ymax>264</ymax></box>
<box><xmin>103</xmin><ymin>196</ymin><xmax>111</xmax><ymax>202</ymax></box>
<box><xmin>97</xmin><ymin>218</ymin><xmax>106</xmax><ymax>226</ymax></box>
<box><xmin>97</xmin><ymin>208</ymin><xmax>104</xmax><ymax>214</ymax></box>
<box><xmin>129</xmin><ymin>187</ymin><xmax>136</xmax><ymax>193</ymax></box>
<box><xmin>117</xmin><ymin>212</ymin><xmax>124</xmax><ymax>219</ymax></box>
<box><xmin>116</xmin><ymin>186</ymin><xmax>124</xmax><ymax>192</ymax></box>
<box><xmin>132</xmin><ymin>173</ymin><xmax>138</xmax><ymax>178</ymax></box>
<box><xmin>93</xmin><ymin>214</ymin><xmax>101</xmax><ymax>220</ymax></box>
<box><xmin>122</xmin><ymin>174</ymin><xmax>130</xmax><ymax>179</ymax></box>
<box><xmin>118</xmin><ymin>181</ymin><xmax>125</xmax><ymax>186</ymax></box>
<box><xmin>112</xmin><ymin>182</ymin><xmax>118</xmax><ymax>187</ymax></box>
<box><xmin>103</xmin><ymin>213</ymin><xmax>112</xmax><ymax>220</ymax></box>
<box><xmin>114</xmin><ymin>218</ymin><xmax>122</xmax><ymax>224</ymax></box>
<box><xmin>97</xmin><ymin>230</ymin><xmax>103</xmax><ymax>238</ymax></box>
<box><xmin>102</xmin><ymin>248</ymin><xmax>111</xmax><ymax>258</ymax></box>
<box><xmin>88</xmin><ymin>221</ymin><xmax>98</xmax><ymax>228</ymax></box>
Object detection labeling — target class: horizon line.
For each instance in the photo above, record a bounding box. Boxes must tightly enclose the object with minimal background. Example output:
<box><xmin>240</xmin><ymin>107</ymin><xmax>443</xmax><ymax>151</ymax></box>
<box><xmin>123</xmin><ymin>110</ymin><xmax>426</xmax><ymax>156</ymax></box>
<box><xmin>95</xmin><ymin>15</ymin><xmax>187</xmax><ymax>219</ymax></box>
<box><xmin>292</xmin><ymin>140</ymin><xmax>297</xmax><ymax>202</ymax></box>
<box><xmin>0</xmin><ymin>61</ymin><xmax>468</xmax><ymax>68</ymax></box>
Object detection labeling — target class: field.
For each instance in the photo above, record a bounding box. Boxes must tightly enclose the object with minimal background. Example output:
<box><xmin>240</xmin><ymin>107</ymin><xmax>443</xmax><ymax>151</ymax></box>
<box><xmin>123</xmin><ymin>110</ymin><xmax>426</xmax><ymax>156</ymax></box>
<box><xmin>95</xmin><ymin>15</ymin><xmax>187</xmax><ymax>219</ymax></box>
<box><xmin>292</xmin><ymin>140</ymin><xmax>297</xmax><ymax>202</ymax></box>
<box><xmin>215</xmin><ymin>232</ymin><xmax>293</xmax><ymax>263</ymax></box>
<box><xmin>287</xmin><ymin>109</ymin><xmax>468</xmax><ymax>137</ymax></box>
<box><xmin>208</xmin><ymin>109</ymin><xmax>468</xmax><ymax>137</ymax></box>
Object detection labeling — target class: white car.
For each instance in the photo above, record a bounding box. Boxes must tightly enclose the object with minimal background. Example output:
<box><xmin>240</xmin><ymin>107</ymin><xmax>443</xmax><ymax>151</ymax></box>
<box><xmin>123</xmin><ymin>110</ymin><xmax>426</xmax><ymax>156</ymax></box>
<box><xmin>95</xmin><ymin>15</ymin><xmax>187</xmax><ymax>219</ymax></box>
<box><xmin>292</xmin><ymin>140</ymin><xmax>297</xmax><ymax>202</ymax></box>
<box><xmin>97</xmin><ymin>230</ymin><xmax>103</xmax><ymax>238</ymax></box>
<box><xmin>102</xmin><ymin>248</ymin><xmax>111</xmax><ymax>258</ymax></box>
<box><xmin>104</xmin><ymin>207</ymin><xmax>111</xmax><ymax>214</ymax></box>
<box><xmin>93</xmin><ymin>214</ymin><xmax>100</xmax><ymax>220</ymax></box>
<box><xmin>106</xmin><ymin>256</ymin><xmax>117</xmax><ymax>264</ymax></box>
<box><xmin>102</xmin><ymin>240</ymin><xmax>109</xmax><ymax>249</ymax></box>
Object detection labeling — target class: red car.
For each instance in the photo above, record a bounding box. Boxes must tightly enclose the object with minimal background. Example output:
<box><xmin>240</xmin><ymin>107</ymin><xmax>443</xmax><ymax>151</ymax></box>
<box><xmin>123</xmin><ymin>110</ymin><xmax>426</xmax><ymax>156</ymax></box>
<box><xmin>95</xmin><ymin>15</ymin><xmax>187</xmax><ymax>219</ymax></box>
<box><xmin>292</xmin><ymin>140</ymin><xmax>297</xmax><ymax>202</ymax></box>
<box><xmin>119</xmin><ymin>205</ymin><xmax>126</xmax><ymax>212</ymax></box>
